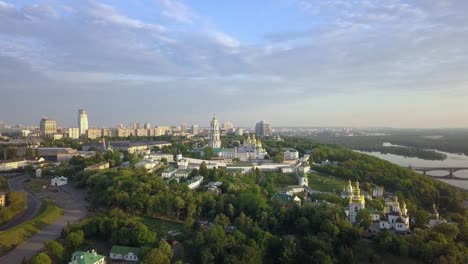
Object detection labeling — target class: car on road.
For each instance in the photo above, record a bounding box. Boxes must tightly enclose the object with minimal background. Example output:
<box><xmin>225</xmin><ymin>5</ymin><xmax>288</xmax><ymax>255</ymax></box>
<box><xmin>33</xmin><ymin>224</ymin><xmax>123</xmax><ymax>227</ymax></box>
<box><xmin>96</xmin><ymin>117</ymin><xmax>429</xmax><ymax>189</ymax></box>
<box><xmin>24</xmin><ymin>179</ymin><xmax>31</xmax><ymax>182</ymax></box>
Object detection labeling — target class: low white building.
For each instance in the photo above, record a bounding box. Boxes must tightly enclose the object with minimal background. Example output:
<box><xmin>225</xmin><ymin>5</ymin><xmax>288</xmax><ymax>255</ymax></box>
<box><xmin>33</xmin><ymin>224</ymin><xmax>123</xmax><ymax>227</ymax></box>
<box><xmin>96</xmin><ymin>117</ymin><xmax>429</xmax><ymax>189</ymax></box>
<box><xmin>144</xmin><ymin>151</ymin><xmax>174</xmax><ymax>162</ymax></box>
<box><xmin>174</xmin><ymin>169</ymin><xmax>191</xmax><ymax>179</ymax></box>
<box><xmin>110</xmin><ymin>245</ymin><xmax>140</xmax><ymax>262</ymax></box>
<box><xmin>280</xmin><ymin>166</ymin><xmax>295</xmax><ymax>173</ymax></box>
<box><xmin>51</xmin><ymin>176</ymin><xmax>68</xmax><ymax>186</ymax></box>
<box><xmin>135</xmin><ymin>160</ymin><xmax>159</xmax><ymax>171</ymax></box>
<box><xmin>283</xmin><ymin>148</ymin><xmax>299</xmax><ymax>161</ymax></box>
<box><xmin>161</xmin><ymin>167</ymin><xmax>178</xmax><ymax>179</ymax></box>
<box><xmin>177</xmin><ymin>158</ymin><xmax>189</xmax><ymax>169</ymax></box>
<box><xmin>278</xmin><ymin>185</ymin><xmax>305</xmax><ymax>195</ymax></box>
<box><xmin>187</xmin><ymin>175</ymin><xmax>203</xmax><ymax>190</ymax></box>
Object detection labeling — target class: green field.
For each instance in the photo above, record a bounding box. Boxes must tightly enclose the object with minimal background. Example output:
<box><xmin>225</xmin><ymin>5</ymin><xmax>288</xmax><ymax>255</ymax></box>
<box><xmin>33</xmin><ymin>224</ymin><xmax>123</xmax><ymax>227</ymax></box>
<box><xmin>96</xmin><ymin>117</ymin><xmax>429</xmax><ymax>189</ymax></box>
<box><xmin>308</xmin><ymin>172</ymin><xmax>347</xmax><ymax>193</ymax></box>
<box><xmin>0</xmin><ymin>198</ymin><xmax>63</xmax><ymax>256</ymax></box>
<box><xmin>135</xmin><ymin>216</ymin><xmax>184</xmax><ymax>237</ymax></box>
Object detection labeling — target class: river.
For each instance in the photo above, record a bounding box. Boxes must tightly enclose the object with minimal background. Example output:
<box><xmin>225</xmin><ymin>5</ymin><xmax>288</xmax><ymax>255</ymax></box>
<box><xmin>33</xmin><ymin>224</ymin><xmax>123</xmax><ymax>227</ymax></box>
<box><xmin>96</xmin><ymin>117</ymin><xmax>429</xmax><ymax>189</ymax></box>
<box><xmin>356</xmin><ymin>144</ymin><xmax>468</xmax><ymax>190</ymax></box>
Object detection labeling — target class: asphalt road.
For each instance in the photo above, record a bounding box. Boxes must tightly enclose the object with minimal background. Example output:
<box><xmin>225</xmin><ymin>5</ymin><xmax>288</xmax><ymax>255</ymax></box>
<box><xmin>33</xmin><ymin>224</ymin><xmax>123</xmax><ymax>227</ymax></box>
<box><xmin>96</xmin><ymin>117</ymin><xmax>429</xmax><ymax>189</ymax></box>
<box><xmin>0</xmin><ymin>184</ymin><xmax>88</xmax><ymax>263</ymax></box>
<box><xmin>0</xmin><ymin>175</ymin><xmax>41</xmax><ymax>231</ymax></box>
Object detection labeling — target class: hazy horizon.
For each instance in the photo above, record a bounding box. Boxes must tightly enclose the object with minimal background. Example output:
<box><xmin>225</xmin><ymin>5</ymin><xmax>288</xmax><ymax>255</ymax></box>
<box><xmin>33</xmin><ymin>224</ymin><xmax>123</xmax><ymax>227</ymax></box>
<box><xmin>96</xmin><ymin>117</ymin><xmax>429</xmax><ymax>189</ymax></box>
<box><xmin>1</xmin><ymin>0</ymin><xmax>468</xmax><ymax>128</ymax></box>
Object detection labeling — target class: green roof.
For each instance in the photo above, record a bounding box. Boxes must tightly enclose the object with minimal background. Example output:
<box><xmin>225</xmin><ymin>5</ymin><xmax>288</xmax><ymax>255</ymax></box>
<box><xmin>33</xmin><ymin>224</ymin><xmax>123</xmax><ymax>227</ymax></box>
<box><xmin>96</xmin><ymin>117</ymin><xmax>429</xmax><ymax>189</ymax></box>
<box><xmin>110</xmin><ymin>245</ymin><xmax>141</xmax><ymax>256</ymax></box>
<box><xmin>272</xmin><ymin>193</ymin><xmax>298</xmax><ymax>203</ymax></box>
<box><xmin>71</xmin><ymin>251</ymin><xmax>105</xmax><ymax>264</ymax></box>
<box><xmin>175</xmin><ymin>169</ymin><xmax>191</xmax><ymax>174</ymax></box>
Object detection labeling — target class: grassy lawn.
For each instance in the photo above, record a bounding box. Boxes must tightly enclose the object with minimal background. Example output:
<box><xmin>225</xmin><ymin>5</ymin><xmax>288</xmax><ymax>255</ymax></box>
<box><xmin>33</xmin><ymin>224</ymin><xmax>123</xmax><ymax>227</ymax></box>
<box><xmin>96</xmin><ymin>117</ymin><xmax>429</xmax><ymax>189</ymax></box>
<box><xmin>134</xmin><ymin>216</ymin><xmax>184</xmax><ymax>238</ymax></box>
<box><xmin>0</xmin><ymin>198</ymin><xmax>63</xmax><ymax>256</ymax></box>
<box><xmin>24</xmin><ymin>179</ymin><xmax>49</xmax><ymax>194</ymax></box>
<box><xmin>308</xmin><ymin>172</ymin><xmax>347</xmax><ymax>193</ymax></box>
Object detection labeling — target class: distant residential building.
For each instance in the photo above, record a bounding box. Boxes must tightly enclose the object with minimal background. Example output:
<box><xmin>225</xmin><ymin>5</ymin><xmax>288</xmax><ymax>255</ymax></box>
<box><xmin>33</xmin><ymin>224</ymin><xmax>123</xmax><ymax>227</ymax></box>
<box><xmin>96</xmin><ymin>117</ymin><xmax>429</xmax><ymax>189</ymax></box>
<box><xmin>191</xmin><ymin>125</ymin><xmax>199</xmax><ymax>135</ymax></box>
<box><xmin>255</xmin><ymin>120</ymin><xmax>272</xmax><ymax>137</ymax></box>
<box><xmin>144</xmin><ymin>123</ymin><xmax>151</xmax><ymax>129</ymax></box>
<box><xmin>78</xmin><ymin>109</ymin><xmax>88</xmax><ymax>136</ymax></box>
<box><xmin>0</xmin><ymin>192</ymin><xmax>6</xmax><ymax>207</ymax></box>
<box><xmin>110</xmin><ymin>141</ymin><xmax>171</xmax><ymax>154</ymax></box>
<box><xmin>51</xmin><ymin>176</ymin><xmax>68</xmax><ymax>186</ymax></box>
<box><xmin>86</xmin><ymin>128</ymin><xmax>102</xmax><ymax>139</ymax></box>
<box><xmin>117</xmin><ymin>128</ymin><xmax>133</xmax><ymax>137</ymax></box>
<box><xmin>84</xmin><ymin>162</ymin><xmax>110</xmax><ymax>171</ymax></box>
<box><xmin>0</xmin><ymin>159</ymin><xmax>29</xmax><ymax>171</ymax></box>
<box><xmin>135</xmin><ymin>128</ymin><xmax>149</xmax><ymax>137</ymax></box>
<box><xmin>110</xmin><ymin>245</ymin><xmax>140</xmax><ymax>262</ymax></box>
<box><xmin>69</xmin><ymin>250</ymin><xmax>105</xmax><ymax>264</ymax></box>
<box><xmin>68</xmin><ymin>128</ymin><xmax>80</xmax><ymax>139</ymax></box>
<box><xmin>21</xmin><ymin>129</ymin><xmax>31</xmax><ymax>137</ymax></box>
<box><xmin>209</xmin><ymin>115</ymin><xmax>222</xmax><ymax>148</ymax></box>
<box><xmin>283</xmin><ymin>148</ymin><xmax>299</xmax><ymax>160</ymax></box>
<box><xmin>39</xmin><ymin>118</ymin><xmax>57</xmax><ymax>137</ymax></box>
<box><xmin>101</xmin><ymin>128</ymin><xmax>114</xmax><ymax>137</ymax></box>
<box><xmin>180</xmin><ymin>123</ymin><xmax>187</xmax><ymax>133</ymax></box>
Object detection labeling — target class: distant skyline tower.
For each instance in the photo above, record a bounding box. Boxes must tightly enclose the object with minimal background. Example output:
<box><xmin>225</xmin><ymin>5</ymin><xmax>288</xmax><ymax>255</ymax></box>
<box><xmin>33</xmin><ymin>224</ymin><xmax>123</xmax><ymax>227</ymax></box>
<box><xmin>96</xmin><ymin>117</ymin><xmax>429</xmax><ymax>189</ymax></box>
<box><xmin>255</xmin><ymin>120</ymin><xmax>272</xmax><ymax>137</ymax></box>
<box><xmin>40</xmin><ymin>118</ymin><xmax>57</xmax><ymax>137</ymax></box>
<box><xmin>78</xmin><ymin>109</ymin><xmax>88</xmax><ymax>136</ymax></box>
<box><xmin>209</xmin><ymin>115</ymin><xmax>221</xmax><ymax>148</ymax></box>
<box><xmin>180</xmin><ymin>123</ymin><xmax>187</xmax><ymax>133</ymax></box>
<box><xmin>191</xmin><ymin>124</ymin><xmax>199</xmax><ymax>135</ymax></box>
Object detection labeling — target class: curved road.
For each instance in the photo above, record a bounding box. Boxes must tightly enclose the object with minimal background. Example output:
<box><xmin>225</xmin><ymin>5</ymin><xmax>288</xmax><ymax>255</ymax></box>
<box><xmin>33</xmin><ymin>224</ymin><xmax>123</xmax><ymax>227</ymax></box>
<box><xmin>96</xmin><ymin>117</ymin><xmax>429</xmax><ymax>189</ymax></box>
<box><xmin>0</xmin><ymin>175</ymin><xmax>41</xmax><ymax>231</ymax></box>
<box><xmin>0</xmin><ymin>184</ymin><xmax>88</xmax><ymax>263</ymax></box>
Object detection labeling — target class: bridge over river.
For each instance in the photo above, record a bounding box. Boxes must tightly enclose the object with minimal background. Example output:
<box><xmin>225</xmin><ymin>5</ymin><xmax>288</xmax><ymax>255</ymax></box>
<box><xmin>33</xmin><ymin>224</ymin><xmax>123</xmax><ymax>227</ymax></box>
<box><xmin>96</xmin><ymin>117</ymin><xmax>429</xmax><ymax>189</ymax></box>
<box><xmin>409</xmin><ymin>166</ymin><xmax>468</xmax><ymax>180</ymax></box>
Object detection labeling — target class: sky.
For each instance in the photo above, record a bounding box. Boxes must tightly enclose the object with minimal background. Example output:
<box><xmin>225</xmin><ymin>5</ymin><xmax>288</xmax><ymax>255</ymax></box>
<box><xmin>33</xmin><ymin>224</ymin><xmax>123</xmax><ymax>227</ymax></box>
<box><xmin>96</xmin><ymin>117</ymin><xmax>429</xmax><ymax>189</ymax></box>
<box><xmin>1</xmin><ymin>0</ymin><xmax>468</xmax><ymax>128</ymax></box>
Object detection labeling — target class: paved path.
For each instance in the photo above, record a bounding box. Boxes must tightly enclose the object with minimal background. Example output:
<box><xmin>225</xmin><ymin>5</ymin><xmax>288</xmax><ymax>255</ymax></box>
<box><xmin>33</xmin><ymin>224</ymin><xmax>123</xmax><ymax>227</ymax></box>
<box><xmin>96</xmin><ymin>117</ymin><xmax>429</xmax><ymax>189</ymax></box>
<box><xmin>0</xmin><ymin>185</ymin><xmax>88</xmax><ymax>263</ymax></box>
<box><xmin>0</xmin><ymin>175</ymin><xmax>41</xmax><ymax>231</ymax></box>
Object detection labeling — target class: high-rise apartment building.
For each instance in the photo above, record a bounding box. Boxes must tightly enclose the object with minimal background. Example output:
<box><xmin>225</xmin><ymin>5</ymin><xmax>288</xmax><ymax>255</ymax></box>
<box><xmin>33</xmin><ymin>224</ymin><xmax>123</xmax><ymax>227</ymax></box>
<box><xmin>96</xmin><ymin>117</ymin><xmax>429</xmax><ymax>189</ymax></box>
<box><xmin>144</xmin><ymin>123</ymin><xmax>151</xmax><ymax>129</ymax></box>
<box><xmin>180</xmin><ymin>123</ymin><xmax>187</xmax><ymax>133</ymax></box>
<box><xmin>78</xmin><ymin>109</ymin><xmax>88</xmax><ymax>136</ymax></box>
<box><xmin>68</xmin><ymin>127</ymin><xmax>80</xmax><ymax>139</ymax></box>
<box><xmin>40</xmin><ymin>118</ymin><xmax>57</xmax><ymax>137</ymax></box>
<box><xmin>209</xmin><ymin>116</ymin><xmax>221</xmax><ymax>148</ymax></box>
<box><xmin>255</xmin><ymin>120</ymin><xmax>272</xmax><ymax>137</ymax></box>
<box><xmin>191</xmin><ymin>125</ymin><xmax>199</xmax><ymax>135</ymax></box>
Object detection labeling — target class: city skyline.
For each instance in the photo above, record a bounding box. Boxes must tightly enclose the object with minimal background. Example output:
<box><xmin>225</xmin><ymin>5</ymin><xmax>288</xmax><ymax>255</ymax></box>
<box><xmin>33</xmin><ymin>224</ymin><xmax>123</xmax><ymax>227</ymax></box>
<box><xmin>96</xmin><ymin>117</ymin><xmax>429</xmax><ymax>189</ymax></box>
<box><xmin>1</xmin><ymin>1</ymin><xmax>468</xmax><ymax>128</ymax></box>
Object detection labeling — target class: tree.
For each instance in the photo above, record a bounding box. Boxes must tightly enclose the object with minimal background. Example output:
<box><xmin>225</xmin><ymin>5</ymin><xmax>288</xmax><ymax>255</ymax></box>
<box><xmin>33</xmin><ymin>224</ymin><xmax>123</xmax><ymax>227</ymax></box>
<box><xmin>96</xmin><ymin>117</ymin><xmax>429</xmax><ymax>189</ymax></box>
<box><xmin>66</xmin><ymin>230</ymin><xmax>84</xmax><ymax>250</ymax></box>
<box><xmin>199</xmin><ymin>162</ymin><xmax>209</xmax><ymax>177</ymax></box>
<box><xmin>29</xmin><ymin>253</ymin><xmax>52</xmax><ymax>264</ymax></box>
<box><xmin>44</xmin><ymin>240</ymin><xmax>65</xmax><ymax>262</ymax></box>
<box><xmin>357</xmin><ymin>208</ymin><xmax>371</xmax><ymax>229</ymax></box>
<box><xmin>142</xmin><ymin>248</ymin><xmax>170</xmax><ymax>264</ymax></box>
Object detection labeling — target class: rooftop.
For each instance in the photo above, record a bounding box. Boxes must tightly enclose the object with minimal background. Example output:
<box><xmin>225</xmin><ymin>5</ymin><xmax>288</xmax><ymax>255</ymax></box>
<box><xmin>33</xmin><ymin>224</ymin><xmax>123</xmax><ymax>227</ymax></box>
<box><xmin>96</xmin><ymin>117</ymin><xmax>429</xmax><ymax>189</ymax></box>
<box><xmin>110</xmin><ymin>245</ymin><xmax>140</xmax><ymax>255</ymax></box>
<box><xmin>71</xmin><ymin>250</ymin><xmax>105</xmax><ymax>264</ymax></box>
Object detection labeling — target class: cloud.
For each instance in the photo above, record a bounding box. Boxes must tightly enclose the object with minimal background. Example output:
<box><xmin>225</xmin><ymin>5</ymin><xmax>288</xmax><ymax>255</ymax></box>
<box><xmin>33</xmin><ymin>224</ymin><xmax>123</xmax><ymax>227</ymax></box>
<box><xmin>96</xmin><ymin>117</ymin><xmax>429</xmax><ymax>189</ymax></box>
<box><xmin>158</xmin><ymin>0</ymin><xmax>193</xmax><ymax>23</ymax></box>
<box><xmin>87</xmin><ymin>1</ymin><xmax>165</xmax><ymax>32</ymax></box>
<box><xmin>0</xmin><ymin>0</ymin><xmax>468</xmax><ymax>126</ymax></box>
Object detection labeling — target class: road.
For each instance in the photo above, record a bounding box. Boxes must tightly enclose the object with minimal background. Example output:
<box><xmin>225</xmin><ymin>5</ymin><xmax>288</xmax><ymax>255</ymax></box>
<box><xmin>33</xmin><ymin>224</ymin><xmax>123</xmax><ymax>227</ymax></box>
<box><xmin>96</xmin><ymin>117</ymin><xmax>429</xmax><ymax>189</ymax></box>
<box><xmin>0</xmin><ymin>184</ymin><xmax>88</xmax><ymax>263</ymax></box>
<box><xmin>0</xmin><ymin>175</ymin><xmax>41</xmax><ymax>231</ymax></box>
